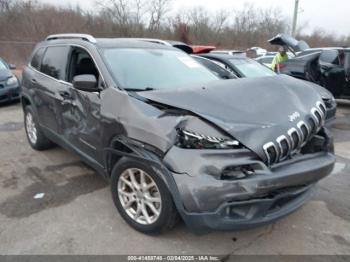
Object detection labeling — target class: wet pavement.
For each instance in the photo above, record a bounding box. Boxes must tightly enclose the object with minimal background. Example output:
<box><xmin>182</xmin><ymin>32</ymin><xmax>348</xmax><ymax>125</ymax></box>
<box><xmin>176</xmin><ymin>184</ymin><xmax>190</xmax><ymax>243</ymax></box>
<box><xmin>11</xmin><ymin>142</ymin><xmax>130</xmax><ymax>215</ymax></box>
<box><xmin>0</xmin><ymin>101</ymin><xmax>349</xmax><ymax>255</ymax></box>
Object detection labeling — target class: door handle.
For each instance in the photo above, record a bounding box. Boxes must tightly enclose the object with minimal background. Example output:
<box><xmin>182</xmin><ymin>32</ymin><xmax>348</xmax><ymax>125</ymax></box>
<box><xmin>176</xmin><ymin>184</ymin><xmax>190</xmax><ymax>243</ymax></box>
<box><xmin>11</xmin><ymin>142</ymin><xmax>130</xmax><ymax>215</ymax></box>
<box><xmin>58</xmin><ymin>91</ymin><xmax>72</xmax><ymax>100</ymax></box>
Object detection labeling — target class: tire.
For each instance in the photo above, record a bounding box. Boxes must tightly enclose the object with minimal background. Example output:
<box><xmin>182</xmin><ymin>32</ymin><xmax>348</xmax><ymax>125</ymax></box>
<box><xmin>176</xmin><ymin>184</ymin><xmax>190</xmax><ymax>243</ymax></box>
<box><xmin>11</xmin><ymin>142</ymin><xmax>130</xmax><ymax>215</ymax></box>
<box><xmin>111</xmin><ymin>157</ymin><xmax>179</xmax><ymax>234</ymax></box>
<box><xmin>24</xmin><ymin>105</ymin><xmax>54</xmax><ymax>150</ymax></box>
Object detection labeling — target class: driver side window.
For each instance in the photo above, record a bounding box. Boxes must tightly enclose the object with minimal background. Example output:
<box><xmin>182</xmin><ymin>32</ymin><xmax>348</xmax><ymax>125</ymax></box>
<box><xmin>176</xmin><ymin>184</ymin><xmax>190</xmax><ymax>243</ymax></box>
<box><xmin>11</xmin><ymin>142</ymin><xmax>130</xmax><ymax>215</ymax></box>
<box><xmin>319</xmin><ymin>50</ymin><xmax>340</xmax><ymax>65</ymax></box>
<box><xmin>67</xmin><ymin>47</ymin><xmax>100</xmax><ymax>84</ymax></box>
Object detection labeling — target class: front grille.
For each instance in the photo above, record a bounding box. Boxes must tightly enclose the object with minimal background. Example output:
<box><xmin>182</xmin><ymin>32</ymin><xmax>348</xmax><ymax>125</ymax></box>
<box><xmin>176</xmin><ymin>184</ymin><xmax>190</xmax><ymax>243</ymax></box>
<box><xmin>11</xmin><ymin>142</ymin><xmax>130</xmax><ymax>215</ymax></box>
<box><xmin>263</xmin><ymin>101</ymin><xmax>326</xmax><ymax>165</ymax></box>
<box><xmin>0</xmin><ymin>84</ymin><xmax>4</xmax><ymax>89</ymax></box>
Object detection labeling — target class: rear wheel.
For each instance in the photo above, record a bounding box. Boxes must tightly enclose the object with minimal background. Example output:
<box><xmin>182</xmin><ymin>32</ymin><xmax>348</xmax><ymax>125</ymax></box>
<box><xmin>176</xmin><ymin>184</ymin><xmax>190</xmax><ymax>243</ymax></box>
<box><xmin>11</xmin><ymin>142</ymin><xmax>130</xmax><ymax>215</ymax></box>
<box><xmin>111</xmin><ymin>158</ymin><xmax>179</xmax><ymax>234</ymax></box>
<box><xmin>24</xmin><ymin>106</ymin><xmax>54</xmax><ymax>150</ymax></box>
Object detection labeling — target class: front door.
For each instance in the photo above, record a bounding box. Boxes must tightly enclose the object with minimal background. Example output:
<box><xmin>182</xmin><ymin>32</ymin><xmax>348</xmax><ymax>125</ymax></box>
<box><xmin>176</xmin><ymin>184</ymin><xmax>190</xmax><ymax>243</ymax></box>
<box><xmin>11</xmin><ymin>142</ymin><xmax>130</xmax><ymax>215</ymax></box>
<box><xmin>318</xmin><ymin>49</ymin><xmax>346</xmax><ymax>97</ymax></box>
<box><xmin>57</xmin><ymin>46</ymin><xmax>104</xmax><ymax>164</ymax></box>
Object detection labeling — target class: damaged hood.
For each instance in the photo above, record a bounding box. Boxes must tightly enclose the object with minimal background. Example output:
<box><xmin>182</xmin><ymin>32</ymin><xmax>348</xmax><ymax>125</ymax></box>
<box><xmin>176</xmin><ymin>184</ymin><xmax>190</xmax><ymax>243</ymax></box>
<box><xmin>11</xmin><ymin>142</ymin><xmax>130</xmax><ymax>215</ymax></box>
<box><xmin>139</xmin><ymin>75</ymin><xmax>323</xmax><ymax>161</ymax></box>
<box><xmin>269</xmin><ymin>34</ymin><xmax>310</xmax><ymax>53</ymax></box>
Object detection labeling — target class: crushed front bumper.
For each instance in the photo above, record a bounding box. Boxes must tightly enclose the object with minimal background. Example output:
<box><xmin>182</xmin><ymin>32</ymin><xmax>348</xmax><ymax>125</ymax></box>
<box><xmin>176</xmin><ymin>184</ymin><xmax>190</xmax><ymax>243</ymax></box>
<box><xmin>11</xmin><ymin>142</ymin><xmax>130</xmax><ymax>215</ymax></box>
<box><xmin>163</xmin><ymin>147</ymin><xmax>335</xmax><ymax>233</ymax></box>
<box><xmin>181</xmin><ymin>184</ymin><xmax>314</xmax><ymax>232</ymax></box>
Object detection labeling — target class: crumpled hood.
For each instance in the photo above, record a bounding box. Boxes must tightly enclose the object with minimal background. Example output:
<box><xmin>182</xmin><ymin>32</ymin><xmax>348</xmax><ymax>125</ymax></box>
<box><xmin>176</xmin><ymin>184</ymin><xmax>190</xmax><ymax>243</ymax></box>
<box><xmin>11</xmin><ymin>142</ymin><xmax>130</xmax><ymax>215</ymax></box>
<box><xmin>0</xmin><ymin>69</ymin><xmax>12</xmax><ymax>82</ymax></box>
<box><xmin>139</xmin><ymin>75</ymin><xmax>324</xmax><ymax>161</ymax></box>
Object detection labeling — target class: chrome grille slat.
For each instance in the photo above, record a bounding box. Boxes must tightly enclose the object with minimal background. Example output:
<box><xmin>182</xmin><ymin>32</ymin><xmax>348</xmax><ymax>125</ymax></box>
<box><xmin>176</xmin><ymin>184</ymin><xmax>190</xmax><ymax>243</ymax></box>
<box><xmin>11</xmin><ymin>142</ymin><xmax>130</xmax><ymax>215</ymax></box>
<box><xmin>316</xmin><ymin>101</ymin><xmax>327</xmax><ymax>117</ymax></box>
<box><xmin>263</xmin><ymin>142</ymin><xmax>279</xmax><ymax>165</ymax></box>
<box><xmin>311</xmin><ymin>107</ymin><xmax>320</xmax><ymax>126</ymax></box>
<box><xmin>287</xmin><ymin>127</ymin><xmax>302</xmax><ymax>152</ymax></box>
<box><xmin>316</xmin><ymin>101</ymin><xmax>326</xmax><ymax>127</ymax></box>
<box><xmin>297</xmin><ymin>120</ymin><xmax>310</xmax><ymax>147</ymax></box>
<box><xmin>276</xmin><ymin>135</ymin><xmax>290</xmax><ymax>161</ymax></box>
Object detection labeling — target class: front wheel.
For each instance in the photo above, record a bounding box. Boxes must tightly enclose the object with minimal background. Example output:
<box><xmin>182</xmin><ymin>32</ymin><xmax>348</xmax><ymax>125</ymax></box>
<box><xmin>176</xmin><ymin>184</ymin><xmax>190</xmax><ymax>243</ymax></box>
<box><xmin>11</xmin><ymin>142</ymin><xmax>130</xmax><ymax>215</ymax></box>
<box><xmin>24</xmin><ymin>106</ymin><xmax>54</xmax><ymax>150</ymax></box>
<box><xmin>111</xmin><ymin>158</ymin><xmax>179</xmax><ymax>234</ymax></box>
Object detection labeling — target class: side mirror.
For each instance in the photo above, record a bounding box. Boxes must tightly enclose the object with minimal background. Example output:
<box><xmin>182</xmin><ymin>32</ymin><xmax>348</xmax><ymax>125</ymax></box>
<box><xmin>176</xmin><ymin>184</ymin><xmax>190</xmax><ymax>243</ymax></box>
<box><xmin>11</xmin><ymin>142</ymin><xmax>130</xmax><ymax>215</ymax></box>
<box><xmin>72</xmin><ymin>74</ymin><xmax>99</xmax><ymax>92</ymax></box>
<box><xmin>9</xmin><ymin>64</ymin><xmax>16</xmax><ymax>70</ymax></box>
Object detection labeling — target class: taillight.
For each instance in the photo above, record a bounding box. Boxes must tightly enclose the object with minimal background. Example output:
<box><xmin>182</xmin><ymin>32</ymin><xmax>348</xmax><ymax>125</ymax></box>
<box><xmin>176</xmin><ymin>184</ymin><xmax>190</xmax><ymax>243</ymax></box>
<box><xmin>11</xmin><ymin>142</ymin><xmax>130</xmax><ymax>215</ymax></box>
<box><xmin>276</xmin><ymin>63</ymin><xmax>286</xmax><ymax>70</ymax></box>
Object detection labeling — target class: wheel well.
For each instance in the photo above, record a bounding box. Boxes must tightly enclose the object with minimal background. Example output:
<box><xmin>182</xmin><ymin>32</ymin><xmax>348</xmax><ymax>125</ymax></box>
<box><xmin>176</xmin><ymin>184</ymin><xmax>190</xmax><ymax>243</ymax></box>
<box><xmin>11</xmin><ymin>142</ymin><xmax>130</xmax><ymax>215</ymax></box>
<box><xmin>21</xmin><ymin>96</ymin><xmax>31</xmax><ymax>109</ymax></box>
<box><xmin>106</xmin><ymin>140</ymin><xmax>134</xmax><ymax>176</ymax></box>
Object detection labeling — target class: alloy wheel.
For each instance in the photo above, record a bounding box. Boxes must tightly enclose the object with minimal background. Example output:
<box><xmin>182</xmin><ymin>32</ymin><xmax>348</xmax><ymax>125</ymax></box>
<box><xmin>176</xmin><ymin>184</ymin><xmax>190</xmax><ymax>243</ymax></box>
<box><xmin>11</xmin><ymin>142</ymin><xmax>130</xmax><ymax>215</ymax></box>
<box><xmin>26</xmin><ymin>112</ymin><xmax>37</xmax><ymax>145</ymax></box>
<box><xmin>117</xmin><ymin>168</ymin><xmax>162</xmax><ymax>225</ymax></box>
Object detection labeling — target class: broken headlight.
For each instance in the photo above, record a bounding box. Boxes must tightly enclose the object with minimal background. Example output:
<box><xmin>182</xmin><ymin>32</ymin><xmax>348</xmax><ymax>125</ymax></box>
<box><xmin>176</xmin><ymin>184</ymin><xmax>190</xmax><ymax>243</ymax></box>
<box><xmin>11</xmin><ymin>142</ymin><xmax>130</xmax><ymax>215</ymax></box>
<box><xmin>6</xmin><ymin>76</ymin><xmax>18</xmax><ymax>86</ymax></box>
<box><xmin>176</xmin><ymin>129</ymin><xmax>241</xmax><ymax>149</ymax></box>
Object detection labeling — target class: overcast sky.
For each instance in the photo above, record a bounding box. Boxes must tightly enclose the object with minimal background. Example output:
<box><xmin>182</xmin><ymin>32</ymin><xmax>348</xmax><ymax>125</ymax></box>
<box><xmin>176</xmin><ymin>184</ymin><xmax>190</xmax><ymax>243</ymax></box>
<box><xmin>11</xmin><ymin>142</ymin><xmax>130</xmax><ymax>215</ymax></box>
<box><xmin>40</xmin><ymin>0</ymin><xmax>350</xmax><ymax>36</ymax></box>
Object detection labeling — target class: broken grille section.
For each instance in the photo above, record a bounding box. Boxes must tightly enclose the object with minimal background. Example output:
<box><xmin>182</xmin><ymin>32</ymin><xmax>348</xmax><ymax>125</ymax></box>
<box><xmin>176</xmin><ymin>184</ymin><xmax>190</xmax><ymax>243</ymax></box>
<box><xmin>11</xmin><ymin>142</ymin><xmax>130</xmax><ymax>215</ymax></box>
<box><xmin>263</xmin><ymin>101</ymin><xmax>326</xmax><ymax>165</ymax></box>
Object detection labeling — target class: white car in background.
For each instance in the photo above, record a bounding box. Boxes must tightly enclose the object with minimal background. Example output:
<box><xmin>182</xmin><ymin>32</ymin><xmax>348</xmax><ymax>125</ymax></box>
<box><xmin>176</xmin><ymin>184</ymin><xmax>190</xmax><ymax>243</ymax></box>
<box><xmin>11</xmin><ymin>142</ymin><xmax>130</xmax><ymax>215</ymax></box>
<box><xmin>255</xmin><ymin>55</ymin><xmax>274</xmax><ymax>68</ymax></box>
<box><xmin>210</xmin><ymin>50</ymin><xmax>246</xmax><ymax>57</ymax></box>
<box><xmin>249</xmin><ymin>47</ymin><xmax>267</xmax><ymax>57</ymax></box>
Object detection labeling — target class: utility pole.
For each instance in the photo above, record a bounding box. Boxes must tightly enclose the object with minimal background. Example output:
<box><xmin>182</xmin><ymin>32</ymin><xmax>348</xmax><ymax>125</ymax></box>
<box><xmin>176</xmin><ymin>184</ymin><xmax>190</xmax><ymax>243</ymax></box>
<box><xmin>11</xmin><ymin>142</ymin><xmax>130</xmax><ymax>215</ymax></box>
<box><xmin>291</xmin><ymin>0</ymin><xmax>299</xmax><ymax>36</ymax></box>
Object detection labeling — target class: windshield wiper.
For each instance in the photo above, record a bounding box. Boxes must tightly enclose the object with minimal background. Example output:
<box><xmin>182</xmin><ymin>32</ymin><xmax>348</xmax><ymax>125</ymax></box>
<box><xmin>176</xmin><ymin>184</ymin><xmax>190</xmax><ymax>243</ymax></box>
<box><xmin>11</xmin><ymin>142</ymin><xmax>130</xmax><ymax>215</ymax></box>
<box><xmin>124</xmin><ymin>87</ymin><xmax>155</xmax><ymax>92</ymax></box>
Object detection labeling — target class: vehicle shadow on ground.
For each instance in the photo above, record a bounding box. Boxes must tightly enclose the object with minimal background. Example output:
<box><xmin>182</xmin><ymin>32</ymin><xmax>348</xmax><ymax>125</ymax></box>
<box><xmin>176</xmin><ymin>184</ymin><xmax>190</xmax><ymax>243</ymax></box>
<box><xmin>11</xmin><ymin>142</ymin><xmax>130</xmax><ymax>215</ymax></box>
<box><xmin>0</xmin><ymin>100</ymin><xmax>20</xmax><ymax>109</ymax></box>
<box><xmin>0</xmin><ymin>160</ymin><xmax>108</xmax><ymax>219</ymax></box>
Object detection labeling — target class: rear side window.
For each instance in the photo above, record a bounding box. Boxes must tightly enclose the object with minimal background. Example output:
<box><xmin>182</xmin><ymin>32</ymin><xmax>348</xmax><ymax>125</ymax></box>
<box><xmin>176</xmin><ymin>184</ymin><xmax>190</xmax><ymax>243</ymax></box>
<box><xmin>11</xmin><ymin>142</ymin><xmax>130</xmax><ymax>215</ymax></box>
<box><xmin>193</xmin><ymin>56</ymin><xmax>236</xmax><ymax>78</ymax></box>
<box><xmin>41</xmin><ymin>46</ymin><xmax>70</xmax><ymax>80</ymax></box>
<box><xmin>259</xmin><ymin>57</ymin><xmax>273</xmax><ymax>64</ymax></box>
<box><xmin>30</xmin><ymin>48</ymin><xmax>45</xmax><ymax>70</ymax></box>
<box><xmin>319</xmin><ymin>50</ymin><xmax>339</xmax><ymax>65</ymax></box>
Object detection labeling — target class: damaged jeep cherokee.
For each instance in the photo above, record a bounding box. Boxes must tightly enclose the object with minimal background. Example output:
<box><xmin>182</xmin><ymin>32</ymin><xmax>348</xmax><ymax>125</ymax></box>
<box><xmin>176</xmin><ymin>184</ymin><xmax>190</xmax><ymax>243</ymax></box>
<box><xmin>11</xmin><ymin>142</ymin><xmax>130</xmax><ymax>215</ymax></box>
<box><xmin>21</xmin><ymin>34</ymin><xmax>335</xmax><ymax>234</ymax></box>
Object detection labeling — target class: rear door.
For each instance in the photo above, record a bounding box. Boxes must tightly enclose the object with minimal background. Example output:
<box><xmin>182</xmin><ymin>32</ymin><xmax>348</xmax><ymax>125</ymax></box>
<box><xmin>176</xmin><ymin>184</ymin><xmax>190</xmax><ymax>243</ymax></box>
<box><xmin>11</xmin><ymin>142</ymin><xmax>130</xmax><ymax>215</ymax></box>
<box><xmin>344</xmin><ymin>51</ymin><xmax>350</xmax><ymax>95</ymax></box>
<box><xmin>318</xmin><ymin>49</ymin><xmax>346</xmax><ymax>97</ymax></box>
<box><xmin>32</xmin><ymin>45</ymin><xmax>70</xmax><ymax>135</ymax></box>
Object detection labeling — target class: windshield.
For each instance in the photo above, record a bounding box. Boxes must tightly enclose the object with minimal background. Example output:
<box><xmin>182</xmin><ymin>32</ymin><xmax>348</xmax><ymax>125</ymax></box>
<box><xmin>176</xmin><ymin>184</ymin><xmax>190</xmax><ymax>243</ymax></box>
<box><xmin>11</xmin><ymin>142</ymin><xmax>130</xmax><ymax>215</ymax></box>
<box><xmin>0</xmin><ymin>59</ymin><xmax>8</xmax><ymax>70</ymax></box>
<box><xmin>103</xmin><ymin>48</ymin><xmax>218</xmax><ymax>90</ymax></box>
<box><xmin>229</xmin><ymin>59</ymin><xmax>276</xmax><ymax>78</ymax></box>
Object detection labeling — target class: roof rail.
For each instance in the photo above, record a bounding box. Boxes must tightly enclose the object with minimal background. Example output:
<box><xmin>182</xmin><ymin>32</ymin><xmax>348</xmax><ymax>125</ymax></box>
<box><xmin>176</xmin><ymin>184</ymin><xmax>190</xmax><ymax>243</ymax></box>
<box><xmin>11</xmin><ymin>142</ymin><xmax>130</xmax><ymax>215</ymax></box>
<box><xmin>132</xmin><ymin>38</ymin><xmax>172</xmax><ymax>46</ymax></box>
<box><xmin>46</xmin><ymin>34</ymin><xmax>97</xmax><ymax>43</ymax></box>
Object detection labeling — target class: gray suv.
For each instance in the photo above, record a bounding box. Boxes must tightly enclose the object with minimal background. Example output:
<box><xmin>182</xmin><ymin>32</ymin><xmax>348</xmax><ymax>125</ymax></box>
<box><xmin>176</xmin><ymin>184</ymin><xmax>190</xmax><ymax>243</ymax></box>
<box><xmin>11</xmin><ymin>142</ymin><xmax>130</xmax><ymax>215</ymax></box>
<box><xmin>21</xmin><ymin>34</ymin><xmax>335</xmax><ymax>234</ymax></box>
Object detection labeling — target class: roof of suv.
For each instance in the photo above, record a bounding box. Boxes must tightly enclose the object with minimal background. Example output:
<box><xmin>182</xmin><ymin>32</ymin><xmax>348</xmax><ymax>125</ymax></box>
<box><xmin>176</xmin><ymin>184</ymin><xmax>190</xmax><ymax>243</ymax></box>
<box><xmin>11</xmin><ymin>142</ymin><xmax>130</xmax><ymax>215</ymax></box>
<box><xmin>95</xmin><ymin>38</ymin><xmax>175</xmax><ymax>49</ymax></box>
<box><xmin>43</xmin><ymin>34</ymin><xmax>176</xmax><ymax>50</ymax></box>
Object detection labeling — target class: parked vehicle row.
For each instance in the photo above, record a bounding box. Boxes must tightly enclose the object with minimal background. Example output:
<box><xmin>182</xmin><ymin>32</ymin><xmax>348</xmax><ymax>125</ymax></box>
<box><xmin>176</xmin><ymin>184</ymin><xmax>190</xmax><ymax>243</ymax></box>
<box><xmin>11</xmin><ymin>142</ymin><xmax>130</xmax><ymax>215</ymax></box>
<box><xmin>21</xmin><ymin>34</ymin><xmax>335</xmax><ymax>234</ymax></box>
<box><xmin>269</xmin><ymin>33</ymin><xmax>350</xmax><ymax>99</ymax></box>
<box><xmin>190</xmin><ymin>52</ymin><xmax>336</xmax><ymax>124</ymax></box>
<box><xmin>0</xmin><ymin>58</ymin><xmax>20</xmax><ymax>103</ymax></box>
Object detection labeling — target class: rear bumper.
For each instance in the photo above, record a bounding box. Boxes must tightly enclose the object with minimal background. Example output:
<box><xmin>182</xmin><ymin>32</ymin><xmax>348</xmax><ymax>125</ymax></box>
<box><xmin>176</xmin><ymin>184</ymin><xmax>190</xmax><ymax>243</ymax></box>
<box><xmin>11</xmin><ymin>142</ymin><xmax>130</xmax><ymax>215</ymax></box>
<box><xmin>0</xmin><ymin>85</ymin><xmax>21</xmax><ymax>103</ymax></box>
<box><xmin>163</xmin><ymin>147</ymin><xmax>335</xmax><ymax>233</ymax></box>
